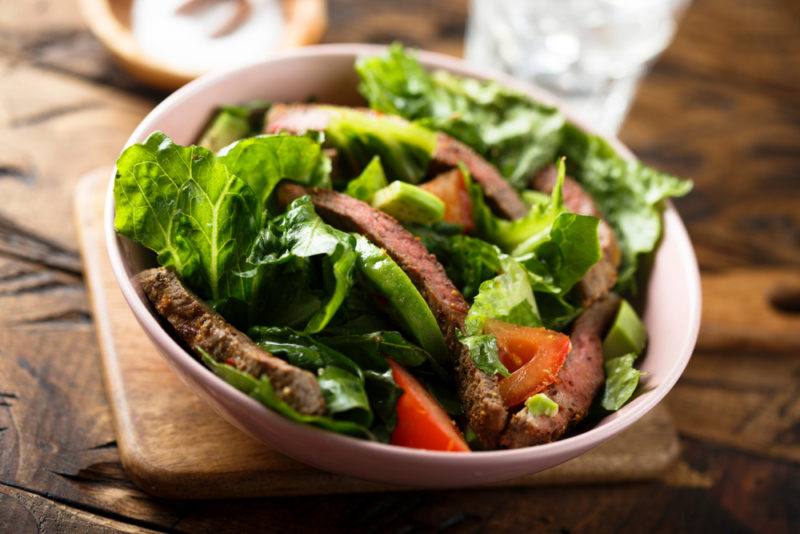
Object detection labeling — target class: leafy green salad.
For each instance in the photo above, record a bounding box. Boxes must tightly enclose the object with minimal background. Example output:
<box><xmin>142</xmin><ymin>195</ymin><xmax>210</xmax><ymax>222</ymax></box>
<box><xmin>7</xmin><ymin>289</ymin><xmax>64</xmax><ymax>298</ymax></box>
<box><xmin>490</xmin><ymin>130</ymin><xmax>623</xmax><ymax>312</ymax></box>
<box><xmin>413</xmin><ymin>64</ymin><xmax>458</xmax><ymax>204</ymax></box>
<box><xmin>114</xmin><ymin>44</ymin><xmax>691</xmax><ymax>451</ymax></box>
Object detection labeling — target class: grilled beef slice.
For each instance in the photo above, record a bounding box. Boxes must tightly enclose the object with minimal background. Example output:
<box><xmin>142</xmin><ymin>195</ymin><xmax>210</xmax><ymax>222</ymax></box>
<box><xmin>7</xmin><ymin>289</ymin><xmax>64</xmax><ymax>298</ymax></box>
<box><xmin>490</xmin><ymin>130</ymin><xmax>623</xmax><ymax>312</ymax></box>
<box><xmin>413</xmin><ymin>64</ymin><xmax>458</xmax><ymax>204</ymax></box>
<box><xmin>499</xmin><ymin>293</ymin><xmax>621</xmax><ymax>448</ymax></box>
<box><xmin>267</xmin><ymin>104</ymin><xmax>527</xmax><ymax>221</ymax></box>
<box><xmin>532</xmin><ymin>165</ymin><xmax>621</xmax><ymax>306</ymax></box>
<box><xmin>429</xmin><ymin>133</ymin><xmax>527</xmax><ymax>219</ymax></box>
<box><xmin>279</xmin><ymin>184</ymin><xmax>508</xmax><ymax>447</ymax></box>
<box><xmin>135</xmin><ymin>267</ymin><xmax>326</xmax><ymax>416</ymax></box>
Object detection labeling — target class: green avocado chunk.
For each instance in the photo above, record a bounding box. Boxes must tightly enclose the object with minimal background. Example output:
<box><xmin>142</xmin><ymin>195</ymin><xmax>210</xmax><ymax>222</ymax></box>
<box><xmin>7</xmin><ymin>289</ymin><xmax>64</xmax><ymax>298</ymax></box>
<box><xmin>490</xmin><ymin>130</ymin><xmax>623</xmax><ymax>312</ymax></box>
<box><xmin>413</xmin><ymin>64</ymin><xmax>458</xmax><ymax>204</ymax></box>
<box><xmin>526</xmin><ymin>393</ymin><xmax>559</xmax><ymax>417</ymax></box>
<box><xmin>197</xmin><ymin>110</ymin><xmax>251</xmax><ymax>153</ymax></box>
<box><xmin>602</xmin><ymin>299</ymin><xmax>647</xmax><ymax>360</ymax></box>
<box><xmin>354</xmin><ymin>235</ymin><xmax>449</xmax><ymax>366</ymax></box>
<box><xmin>372</xmin><ymin>181</ymin><xmax>445</xmax><ymax>224</ymax></box>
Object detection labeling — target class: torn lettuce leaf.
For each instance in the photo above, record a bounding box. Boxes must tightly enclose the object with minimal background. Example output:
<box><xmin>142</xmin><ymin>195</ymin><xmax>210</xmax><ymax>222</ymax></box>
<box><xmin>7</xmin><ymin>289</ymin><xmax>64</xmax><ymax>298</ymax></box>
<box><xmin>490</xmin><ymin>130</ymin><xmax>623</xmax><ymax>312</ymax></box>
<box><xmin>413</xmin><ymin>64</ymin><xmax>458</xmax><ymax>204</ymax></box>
<box><xmin>601</xmin><ymin>353</ymin><xmax>641</xmax><ymax>411</ymax></box>
<box><xmin>248</xmin><ymin>327</ymin><xmax>367</xmax><ymax>426</ymax></box>
<box><xmin>320</xmin><ymin>331</ymin><xmax>431</xmax><ymax>371</ymax></box>
<box><xmin>316</xmin><ymin>366</ymin><xmax>373</xmax><ymax>427</ymax></box>
<box><xmin>517</xmin><ymin>212</ymin><xmax>601</xmax><ymax>294</ymax></box>
<box><xmin>464</xmin><ymin>257</ymin><xmax>540</xmax><ymax>334</ymax></box>
<box><xmin>459</xmin><ymin>334</ymin><xmax>506</xmax><ymax>378</ymax></box>
<box><xmin>248</xmin><ymin>196</ymin><xmax>357</xmax><ymax>333</ymax></box>
<box><xmin>114</xmin><ymin>132</ymin><xmax>331</xmax><ymax>307</ymax></box>
<box><xmin>356</xmin><ymin>44</ymin><xmax>692</xmax><ymax>288</ymax></box>
<box><xmin>220</xmin><ymin>134</ymin><xmax>332</xmax><ymax>205</ymax></box>
<box><xmin>429</xmin><ymin>234</ymin><xmax>504</xmax><ymax>302</ymax></box>
<box><xmin>356</xmin><ymin>43</ymin><xmax>564</xmax><ymax>189</ymax></box>
<box><xmin>344</xmin><ymin>155</ymin><xmax>388</xmax><ymax>202</ymax></box>
<box><xmin>559</xmin><ymin>124</ymin><xmax>692</xmax><ymax>287</ymax></box>
<box><xmin>201</xmin><ymin>351</ymin><xmax>373</xmax><ymax>438</ymax></box>
<box><xmin>324</xmin><ymin>106</ymin><xmax>437</xmax><ymax>183</ymax></box>
<box><xmin>460</xmin><ymin>257</ymin><xmax>540</xmax><ymax>377</ymax></box>
<box><xmin>362</xmin><ymin>369</ymin><xmax>403</xmax><ymax>441</ymax></box>
<box><xmin>468</xmin><ymin>161</ymin><xmax>565</xmax><ymax>252</ymax></box>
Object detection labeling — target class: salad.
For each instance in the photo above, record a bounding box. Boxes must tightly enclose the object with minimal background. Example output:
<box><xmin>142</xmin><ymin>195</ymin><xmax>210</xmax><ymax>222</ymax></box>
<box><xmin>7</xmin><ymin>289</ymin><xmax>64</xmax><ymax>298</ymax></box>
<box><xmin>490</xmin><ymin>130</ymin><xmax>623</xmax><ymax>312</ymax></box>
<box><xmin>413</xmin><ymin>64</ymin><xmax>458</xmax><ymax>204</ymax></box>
<box><xmin>114</xmin><ymin>44</ymin><xmax>691</xmax><ymax>451</ymax></box>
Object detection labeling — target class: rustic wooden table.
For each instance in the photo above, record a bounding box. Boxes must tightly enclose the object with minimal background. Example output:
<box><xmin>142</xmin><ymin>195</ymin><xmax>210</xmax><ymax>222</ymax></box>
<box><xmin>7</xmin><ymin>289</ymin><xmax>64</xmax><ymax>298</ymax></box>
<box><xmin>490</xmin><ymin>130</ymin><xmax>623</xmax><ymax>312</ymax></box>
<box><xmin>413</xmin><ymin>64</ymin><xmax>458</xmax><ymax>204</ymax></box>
<box><xmin>1</xmin><ymin>0</ymin><xmax>798</xmax><ymax>532</ymax></box>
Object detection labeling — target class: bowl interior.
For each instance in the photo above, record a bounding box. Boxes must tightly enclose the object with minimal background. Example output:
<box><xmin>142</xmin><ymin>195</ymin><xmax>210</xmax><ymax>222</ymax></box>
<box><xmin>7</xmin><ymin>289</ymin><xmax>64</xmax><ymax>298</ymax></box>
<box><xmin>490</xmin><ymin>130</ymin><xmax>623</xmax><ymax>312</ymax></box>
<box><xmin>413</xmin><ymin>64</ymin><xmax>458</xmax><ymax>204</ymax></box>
<box><xmin>106</xmin><ymin>44</ymin><xmax>700</xmax><ymax>484</ymax></box>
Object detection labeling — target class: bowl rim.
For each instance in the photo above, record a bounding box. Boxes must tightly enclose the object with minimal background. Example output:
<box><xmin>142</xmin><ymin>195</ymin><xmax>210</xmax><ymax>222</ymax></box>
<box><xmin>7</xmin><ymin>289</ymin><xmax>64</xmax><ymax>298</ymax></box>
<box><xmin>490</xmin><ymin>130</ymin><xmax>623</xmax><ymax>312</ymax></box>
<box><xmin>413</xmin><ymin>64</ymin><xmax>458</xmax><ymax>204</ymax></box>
<box><xmin>105</xmin><ymin>43</ymin><xmax>701</xmax><ymax>462</ymax></box>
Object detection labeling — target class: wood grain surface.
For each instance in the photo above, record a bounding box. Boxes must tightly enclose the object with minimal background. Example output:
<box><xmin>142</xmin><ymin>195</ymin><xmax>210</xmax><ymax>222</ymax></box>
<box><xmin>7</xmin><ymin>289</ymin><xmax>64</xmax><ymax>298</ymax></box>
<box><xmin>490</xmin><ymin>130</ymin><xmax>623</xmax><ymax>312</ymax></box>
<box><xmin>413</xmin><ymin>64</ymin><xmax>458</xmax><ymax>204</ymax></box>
<box><xmin>0</xmin><ymin>0</ymin><xmax>798</xmax><ymax>532</ymax></box>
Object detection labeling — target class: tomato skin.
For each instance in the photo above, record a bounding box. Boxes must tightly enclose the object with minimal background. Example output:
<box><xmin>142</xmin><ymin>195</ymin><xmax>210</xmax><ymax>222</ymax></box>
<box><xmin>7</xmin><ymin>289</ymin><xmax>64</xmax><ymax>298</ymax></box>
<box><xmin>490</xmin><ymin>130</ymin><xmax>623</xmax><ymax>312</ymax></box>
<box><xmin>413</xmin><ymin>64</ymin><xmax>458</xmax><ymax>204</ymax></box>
<box><xmin>388</xmin><ymin>360</ymin><xmax>470</xmax><ymax>452</ymax></box>
<box><xmin>420</xmin><ymin>170</ymin><xmax>475</xmax><ymax>232</ymax></box>
<box><xmin>483</xmin><ymin>319</ymin><xmax>571</xmax><ymax>408</ymax></box>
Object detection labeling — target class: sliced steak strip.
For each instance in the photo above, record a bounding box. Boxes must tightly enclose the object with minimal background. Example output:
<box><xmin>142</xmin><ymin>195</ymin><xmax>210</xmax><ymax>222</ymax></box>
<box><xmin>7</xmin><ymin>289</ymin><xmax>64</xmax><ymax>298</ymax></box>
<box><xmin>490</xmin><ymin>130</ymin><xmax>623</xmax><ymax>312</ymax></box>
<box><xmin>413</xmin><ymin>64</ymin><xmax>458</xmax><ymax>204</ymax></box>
<box><xmin>267</xmin><ymin>104</ymin><xmax>527</xmax><ymax>221</ymax></box>
<box><xmin>430</xmin><ymin>134</ymin><xmax>527</xmax><ymax>220</ymax></box>
<box><xmin>135</xmin><ymin>267</ymin><xmax>326</xmax><ymax>416</ymax></box>
<box><xmin>499</xmin><ymin>293</ymin><xmax>621</xmax><ymax>448</ymax></box>
<box><xmin>279</xmin><ymin>184</ymin><xmax>508</xmax><ymax>447</ymax></box>
<box><xmin>532</xmin><ymin>165</ymin><xmax>621</xmax><ymax>306</ymax></box>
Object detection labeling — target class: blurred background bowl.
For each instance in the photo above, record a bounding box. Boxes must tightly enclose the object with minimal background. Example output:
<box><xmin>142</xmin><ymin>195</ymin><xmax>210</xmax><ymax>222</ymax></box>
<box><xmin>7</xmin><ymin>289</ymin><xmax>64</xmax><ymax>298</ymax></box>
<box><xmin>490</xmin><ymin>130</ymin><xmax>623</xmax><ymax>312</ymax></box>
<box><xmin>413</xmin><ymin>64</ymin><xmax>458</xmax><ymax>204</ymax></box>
<box><xmin>79</xmin><ymin>0</ymin><xmax>327</xmax><ymax>90</ymax></box>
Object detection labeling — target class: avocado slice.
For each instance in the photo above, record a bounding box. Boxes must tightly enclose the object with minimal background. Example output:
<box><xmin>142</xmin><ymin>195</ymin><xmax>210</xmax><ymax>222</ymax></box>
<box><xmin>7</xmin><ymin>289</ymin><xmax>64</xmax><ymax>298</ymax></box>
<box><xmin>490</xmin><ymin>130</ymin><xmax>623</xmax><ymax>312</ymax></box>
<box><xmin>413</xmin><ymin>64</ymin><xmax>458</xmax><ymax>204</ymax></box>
<box><xmin>197</xmin><ymin>110</ymin><xmax>251</xmax><ymax>153</ymax></box>
<box><xmin>197</xmin><ymin>101</ymin><xmax>271</xmax><ymax>153</ymax></box>
<box><xmin>602</xmin><ymin>299</ymin><xmax>647</xmax><ymax>360</ymax></box>
<box><xmin>372</xmin><ymin>181</ymin><xmax>445</xmax><ymax>225</ymax></box>
<box><xmin>525</xmin><ymin>393</ymin><xmax>559</xmax><ymax>417</ymax></box>
<box><xmin>354</xmin><ymin>235</ymin><xmax>449</xmax><ymax>366</ymax></box>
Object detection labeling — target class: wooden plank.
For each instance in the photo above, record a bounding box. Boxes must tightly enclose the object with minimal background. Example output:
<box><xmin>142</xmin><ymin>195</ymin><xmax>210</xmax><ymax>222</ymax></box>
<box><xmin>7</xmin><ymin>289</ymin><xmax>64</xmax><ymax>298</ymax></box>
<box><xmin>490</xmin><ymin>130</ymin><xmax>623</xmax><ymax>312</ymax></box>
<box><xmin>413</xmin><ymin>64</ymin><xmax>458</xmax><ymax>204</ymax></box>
<box><xmin>666</xmin><ymin>350</ymin><xmax>800</xmax><ymax>464</ymax></box>
<box><xmin>77</xmin><ymin>167</ymin><xmax>679</xmax><ymax>499</ymax></box>
<box><xmin>0</xmin><ymin>0</ymin><xmax>795</xmax><ymax>531</ymax></box>
<box><xmin>0</xmin><ymin>55</ymin><xmax>150</xmax><ymax>255</ymax></box>
<box><xmin>699</xmin><ymin>269</ymin><xmax>800</xmax><ymax>353</ymax></box>
<box><xmin>0</xmin><ymin>483</ymin><xmax>163</xmax><ymax>534</ymax></box>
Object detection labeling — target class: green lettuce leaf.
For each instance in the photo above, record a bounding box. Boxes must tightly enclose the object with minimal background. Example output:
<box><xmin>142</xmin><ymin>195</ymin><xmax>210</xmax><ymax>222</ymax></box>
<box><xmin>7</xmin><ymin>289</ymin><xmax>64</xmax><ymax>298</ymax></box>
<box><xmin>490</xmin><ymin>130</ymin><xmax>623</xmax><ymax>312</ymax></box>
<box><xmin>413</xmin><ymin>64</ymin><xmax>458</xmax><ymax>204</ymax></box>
<box><xmin>459</xmin><ymin>334</ymin><xmax>506</xmax><ymax>377</ymax></box>
<box><xmin>436</xmin><ymin>235</ymin><xmax>503</xmax><ymax>302</ymax></box>
<box><xmin>220</xmin><ymin>134</ymin><xmax>332</xmax><ymax>205</ymax></box>
<box><xmin>362</xmin><ymin>369</ymin><xmax>403</xmax><ymax>441</ymax></box>
<box><xmin>248</xmin><ymin>326</ymin><xmax>407</xmax><ymax>432</ymax></box>
<box><xmin>323</xmin><ymin>106</ymin><xmax>437</xmax><ymax>183</ymax></box>
<box><xmin>248</xmin><ymin>326</ymin><xmax>372</xmax><ymax>426</ymax></box>
<box><xmin>559</xmin><ymin>124</ymin><xmax>692</xmax><ymax>287</ymax></box>
<box><xmin>316</xmin><ymin>366</ymin><xmax>372</xmax><ymax>426</ymax></box>
<box><xmin>520</xmin><ymin>213</ymin><xmax>601</xmax><ymax>293</ymax></box>
<box><xmin>601</xmin><ymin>353</ymin><xmax>641</xmax><ymax>411</ymax></box>
<box><xmin>114</xmin><ymin>132</ymin><xmax>206</xmax><ymax>290</ymax></box>
<box><xmin>468</xmin><ymin>162</ymin><xmax>565</xmax><ymax>252</ymax></box>
<box><xmin>460</xmin><ymin>257</ymin><xmax>540</xmax><ymax>376</ymax></box>
<box><xmin>356</xmin><ymin>43</ymin><xmax>564</xmax><ymax>189</ymax></box>
<box><xmin>356</xmin><ymin>44</ymin><xmax>692</xmax><ymax>287</ymax></box>
<box><xmin>201</xmin><ymin>351</ymin><xmax>372</xmax><ymax>438</ymax></box>
<box><xmin>320</xmin><ymin>331</ymin><xmax>430</xmax><ymax>370</ymax></box>
<box><xmin>344</xmin><ymin>155</ymin><xmax>389</xmax><ymax>202</ymax></box>
<box><xmin>248</xmin><ymin>196</ymin><xmax>357</xmax><ymax>333</ymax></box>
<box><xmin>114</xmin><ymin>132</ymin><xmax>331</xmax><ymax>307</ymax></box>
<box><xmin>465</xmin><ymin>257</ymin><xmax>540</xmax><ymax>334</ymax></box>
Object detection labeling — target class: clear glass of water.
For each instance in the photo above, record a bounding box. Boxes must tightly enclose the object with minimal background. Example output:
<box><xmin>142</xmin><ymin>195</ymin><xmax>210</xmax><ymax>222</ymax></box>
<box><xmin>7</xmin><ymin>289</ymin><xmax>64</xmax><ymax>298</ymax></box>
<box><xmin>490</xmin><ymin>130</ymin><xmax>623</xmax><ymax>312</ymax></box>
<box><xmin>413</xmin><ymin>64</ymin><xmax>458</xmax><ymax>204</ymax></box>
<box><xmin>465</xmin><ymin>0</ymin><xmax>691</xmax><ymax>135</ymax></box>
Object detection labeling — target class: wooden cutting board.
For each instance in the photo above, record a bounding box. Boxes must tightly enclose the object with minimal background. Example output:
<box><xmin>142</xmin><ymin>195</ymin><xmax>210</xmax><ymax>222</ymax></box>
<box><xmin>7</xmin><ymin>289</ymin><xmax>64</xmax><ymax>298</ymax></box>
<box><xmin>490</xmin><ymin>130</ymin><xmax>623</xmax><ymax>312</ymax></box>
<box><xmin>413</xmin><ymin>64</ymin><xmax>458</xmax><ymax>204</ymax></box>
<box><xmin>75</xmin><ymin>168</ymin><xmax>681</xmax><ymax>499</ymax></box>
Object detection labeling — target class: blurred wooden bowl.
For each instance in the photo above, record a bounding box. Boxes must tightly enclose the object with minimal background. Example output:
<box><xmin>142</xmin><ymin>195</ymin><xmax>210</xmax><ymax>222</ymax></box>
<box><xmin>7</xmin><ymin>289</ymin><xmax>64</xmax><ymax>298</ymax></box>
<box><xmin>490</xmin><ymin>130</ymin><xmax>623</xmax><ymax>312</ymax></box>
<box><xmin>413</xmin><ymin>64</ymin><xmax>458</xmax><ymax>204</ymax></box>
<box><xmin>79</xmin><ymin>0</ymin><xmax>327</xmax><ymax>91</ymax></box>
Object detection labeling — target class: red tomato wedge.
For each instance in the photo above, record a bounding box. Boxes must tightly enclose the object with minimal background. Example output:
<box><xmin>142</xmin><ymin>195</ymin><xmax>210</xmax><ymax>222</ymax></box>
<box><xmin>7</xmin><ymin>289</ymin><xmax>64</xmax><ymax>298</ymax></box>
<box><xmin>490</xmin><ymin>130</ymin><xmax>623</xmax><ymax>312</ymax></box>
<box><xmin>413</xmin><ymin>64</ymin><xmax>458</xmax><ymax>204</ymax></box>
<box><xmin>484</xmin><ymin>319</ymin><xmax>571</xmax><ymax>408</ymax></box>
<box><xmin>420</xmin><ymin>169</ymin><xmax>475</xmax><ymax>232</ymax></box>
<box><xmin>388</xmin><ymin>359</ymin><xmax>470</xmax><ymax>452</ymax></box>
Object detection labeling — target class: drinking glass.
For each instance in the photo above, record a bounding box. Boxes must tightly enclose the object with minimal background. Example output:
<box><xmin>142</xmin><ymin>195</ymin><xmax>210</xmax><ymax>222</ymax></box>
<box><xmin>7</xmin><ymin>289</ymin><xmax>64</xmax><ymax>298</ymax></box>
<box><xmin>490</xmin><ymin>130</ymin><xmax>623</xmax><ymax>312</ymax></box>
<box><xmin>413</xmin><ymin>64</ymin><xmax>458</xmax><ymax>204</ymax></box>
<box><xmin>465</xmin><ymin>0</ymin><xmax>691</xmax><ymax>134</ymax></box>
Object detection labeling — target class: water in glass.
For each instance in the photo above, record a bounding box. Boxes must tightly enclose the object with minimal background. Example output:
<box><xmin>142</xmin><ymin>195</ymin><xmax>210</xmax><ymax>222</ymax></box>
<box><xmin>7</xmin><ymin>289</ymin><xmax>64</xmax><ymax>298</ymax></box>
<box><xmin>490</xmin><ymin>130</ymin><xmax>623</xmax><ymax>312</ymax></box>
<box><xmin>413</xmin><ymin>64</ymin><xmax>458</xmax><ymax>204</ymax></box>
<box><xmin>465</xmin><ymin>0</ymin><xmax>690</xmax><ymax>134</ymax></box>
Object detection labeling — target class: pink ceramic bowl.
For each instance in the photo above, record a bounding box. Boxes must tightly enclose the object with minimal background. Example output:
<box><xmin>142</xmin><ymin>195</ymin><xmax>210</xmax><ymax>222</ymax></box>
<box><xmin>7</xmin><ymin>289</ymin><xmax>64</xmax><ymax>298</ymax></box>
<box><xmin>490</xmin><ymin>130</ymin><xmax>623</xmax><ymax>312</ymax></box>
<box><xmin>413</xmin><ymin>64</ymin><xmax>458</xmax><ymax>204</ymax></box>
<box><xmin>106</xmin><ymin>44</ymin><xmax>701</xmax><ymax>488</ymax></box>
